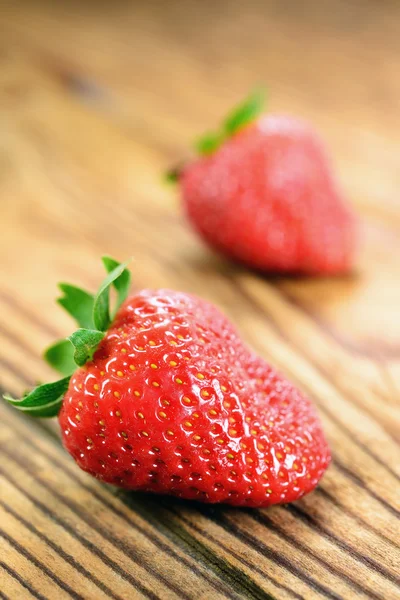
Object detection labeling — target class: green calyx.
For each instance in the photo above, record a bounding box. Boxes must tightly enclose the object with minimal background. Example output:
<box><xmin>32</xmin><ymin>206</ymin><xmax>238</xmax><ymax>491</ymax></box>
<box><xmin>3</xmin><ymin>256</ymin><xmax>132</xmax><ymax>418</ymax></box>
<box><xmin>164</xmin><ymin>89</ymin><xmax>265</xmax><ymax>183</ymax></box>
<box><xmin>195</xmin><ymin>88</ymin><xmax>266</xmax><ymax>156</ymax></box>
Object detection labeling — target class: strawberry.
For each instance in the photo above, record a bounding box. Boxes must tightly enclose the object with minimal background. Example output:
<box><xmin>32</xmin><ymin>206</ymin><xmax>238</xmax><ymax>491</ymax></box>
<box><xmin>4</xmin><ymin>258</ymin><xmax>330</xmax><ymax>506</ymax></box>
<box><xmin>173</xmin><ymin>90</ymin><xmax>357</xmax><ymax>275</ymax></box>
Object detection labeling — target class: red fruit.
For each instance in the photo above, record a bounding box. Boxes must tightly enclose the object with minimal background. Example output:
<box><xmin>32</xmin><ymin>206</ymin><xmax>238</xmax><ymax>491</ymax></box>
<box><xmin>179</xmin><ymin>93</ymin><xmax>357</xmax><ymax>275</ymax></box>
<box><xmin>4</xmin><ymin>258</ymin><xmax>330</xmax><ymax>507</ymax></box>
<box><xmin>61</xmin><ymin>292</ymin><xmax>329</xmax><ymax>506</ymax></box>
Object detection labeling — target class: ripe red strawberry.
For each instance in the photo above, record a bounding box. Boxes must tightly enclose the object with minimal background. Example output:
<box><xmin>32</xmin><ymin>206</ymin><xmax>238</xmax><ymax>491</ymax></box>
<box><xmin>4</xmin><ymin>258</ymin><xmax>330</xmax><ymax>506</ymax></box>
<box><xmin>174</xmin><ymin>91</ymin><xmax>357</xmax><ymax>275</ymax></box>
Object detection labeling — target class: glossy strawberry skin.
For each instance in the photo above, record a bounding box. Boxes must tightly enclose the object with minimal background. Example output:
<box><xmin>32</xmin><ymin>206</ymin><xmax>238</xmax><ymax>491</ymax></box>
<box><xmin>59</xmin><ymin>290</ymin><xmax>330</xmax><ymax>507</ymax></box>
<box><xmin>181</xmin><ymin>116</ymin><xmax>357</xmax><ymax>275</ymax></box>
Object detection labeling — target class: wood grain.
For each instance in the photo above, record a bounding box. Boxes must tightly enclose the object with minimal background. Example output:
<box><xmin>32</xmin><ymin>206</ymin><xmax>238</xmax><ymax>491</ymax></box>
<box><xmin>0</xmin><ymin>1</ymin><xmax>399</xmax><ymax>598</ymax></box>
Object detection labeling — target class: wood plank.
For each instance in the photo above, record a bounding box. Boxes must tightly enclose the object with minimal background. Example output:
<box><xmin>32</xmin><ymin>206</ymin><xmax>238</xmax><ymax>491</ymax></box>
<box><xmin>0</xmin><ymin>0</ymin><xmax>399</xmax><ymax>598</ymax></box>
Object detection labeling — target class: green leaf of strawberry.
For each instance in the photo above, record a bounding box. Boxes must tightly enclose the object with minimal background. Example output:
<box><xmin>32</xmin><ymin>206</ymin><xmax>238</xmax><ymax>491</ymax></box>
<box><xmin>93</xmin><ymin>258</ymin><xmax>131</xmax><ymax>331</ymax></box>
<box><xmin>57</xmin><ymin>284</ymin><xmax>95</xmax><ymax>329</ymax></box>
<box><xmin>102</xmin><ymin>256</ymin><xmax>131</xmax><ymax>316</ymax></box>
<box><xmin>5</xmin><ymin>256</ymin><xmax>131</xmax><ymax>417</ymax></box>
<box><xmin>196</xmin><ymin>88</ymin><xmax>266</xmax><ymax>156</ymax></box>
<box><xmin>164</xmin><ymin>167</ymin><xmax>181</xmax><ymax>184</ymax></box>
<box><xmin>223</xmin><ymin>88</ymin><xmax>265</xmax><ymax>136</ymax></box>
<box><xmin>4</xmin><ymin>377</ymin><xmax>71</xmax><ymax>418</ymax></box>
<box><xmin>44</xmin><ymin>339</ymin><xmax>77</xmax><ymax>376</ymax></box>
<box><xmin>195</xmin><ymin>132</ymin><xmax>225</xmax><ymax>156</ymax></box>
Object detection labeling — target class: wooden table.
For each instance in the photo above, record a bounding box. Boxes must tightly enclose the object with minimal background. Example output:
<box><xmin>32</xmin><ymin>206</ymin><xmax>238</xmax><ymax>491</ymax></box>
<box><xmin>0</xmin><ymin>1</ymin><xmax>399</xmax><ymax>598</ymax></box>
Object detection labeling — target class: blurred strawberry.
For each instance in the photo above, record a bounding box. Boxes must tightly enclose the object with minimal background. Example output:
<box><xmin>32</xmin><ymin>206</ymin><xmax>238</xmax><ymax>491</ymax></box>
<box><xmin>174</xmin><ymin>90</ymin><xmax>357</xmax><ymax>275</ymax></box>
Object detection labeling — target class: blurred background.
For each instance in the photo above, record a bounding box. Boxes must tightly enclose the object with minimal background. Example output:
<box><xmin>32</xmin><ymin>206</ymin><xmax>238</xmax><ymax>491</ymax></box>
<box><xmin>0</xmin><ymin>0</ymin><xmax>399</xmax><ymax>398</ymax></box>
<box><xmin>1</xmin><ymin>3</ymin><xmax>399</xmax><ymax>596</ymax></box>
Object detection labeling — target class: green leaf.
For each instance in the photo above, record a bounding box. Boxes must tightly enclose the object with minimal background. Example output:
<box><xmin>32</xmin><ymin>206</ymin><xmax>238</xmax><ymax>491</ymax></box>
<box><xmin>2</xmin><ymin>256</ymin><xmax>134</xmax><ymax>423</ymax></box>
<box><xmin>102</xmin><ymin>256</ymin><xmax>131</xmax><ymax>316</ymax></box>
<box><xmin>195</xmin><ymin>131</ymin><xmax>226</xmax><ymax>156</ymax></box>
<box><xmin>68</xmin><ymin>329</ymin><xmax>105</xmax><ymax>367</ymax></box>
<box><xmin>44</xmin><ymin>339</ymin><xmax>77</xmax><ymax>376</ymax></box>
<box><xmin>223</xmin><ymin>89</ymin><xmax>265</xmax><ymax>136</ymax></box>
<box><xmin>93</xmin><ymin>258</ymin><xmax>131</xmax><ymax>331</ymax></box>
<box><xmin>164</xmin><ymin>168</ymin><xmax>180</xmax><ymax>184</ymax></box>
<box><xmin>194</xmin><ymin>89</ymin><xmax>266</xmax><ymax>157</ymax></box>
<box><xmin>57</xmin><ymin>284</ymin><xmax>95</xmax><ymax>329</ymax></box>
<box><xmin>3</xmin><ymin>377</ymin><xmax>70</xmax><ymax>418</ymax></box>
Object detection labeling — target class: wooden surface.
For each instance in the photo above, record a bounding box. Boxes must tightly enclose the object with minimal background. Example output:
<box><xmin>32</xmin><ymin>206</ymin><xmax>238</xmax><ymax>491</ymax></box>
<box><xmin>0</xmin><ymin>1</ymin><xmax>399</xmax><ymax>598</ymax></box>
